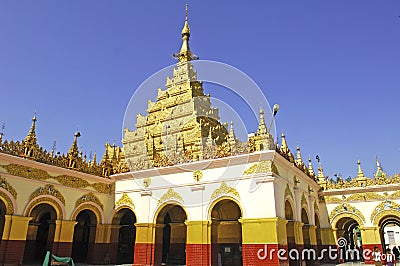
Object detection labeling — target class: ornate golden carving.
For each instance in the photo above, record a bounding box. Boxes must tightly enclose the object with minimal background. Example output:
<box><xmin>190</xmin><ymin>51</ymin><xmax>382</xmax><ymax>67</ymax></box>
<box><xmin>158</xmin><ymin>188</ymin><xmax>184</xmax><ymax>204</ymax></box>
<box><xmin>25</xmin><ymin>196</ymin><xmax>63</xmax><ymax>219</ymax></box>
<box><xmin>324</xmin><ymin>196</ymin><xmax>342</xmax><ymax>203</ymax></box>
<box><xmin>326</xmin><ymin>173</ymin><xmax>400</xmax><ymax>190</ymax></box>
<box><xmin>90</xmin><ymin>183</ymin><xmax>112</xmax><ymax>194</ymax></box>
<box><xmin>193</xmin><ymin>170</ymin><xmax>203</xmax><ymax>182</ymax></box>
<box><xmin>0</xmin><ymin>176</ymin><xmax>17</xmax><ymax>199</ymax></box>
<box><xmin>76</xmin><ymin>192</ymin><xmax>104</xmax><ymax>210</ymax></box>
<box><xmin>29</xmin><ymin>184</ymin><xmax>65</xmax><ymax>205</ymax></box>
<box><xmin>284</xmin><ymin>184</ymin><xmax>294</xmax><ymax>200</ymax></box>
<box><xmin>243</xmin><ymin>161</ymin><xmax>279</xmax><ymax>175</ymax></box>
<box><xmin>0</xmin><ymin>190</ymin><xmax>14</xmax><ymax>215</ymax></box>
<box><xmin>115</xmin><ymin>192</ymin><xmax>135</xmax><ymax>209</ymax></box>
<box><xmin>370</xmin><ymin>200</ymin><xmax>400</xmax><ymax>225</ymax></box>
<box><xmin>210</xmin><ymin>182</ymin><xmax>240</xmax><ymax>200</ymax></box>
<box><xmin>2</xmin><ymin>163</ymin><xmax>111</xmax><ymax>194</ymax></box>
<box><xmin>325</xmin><ymin>191</ymin><xmax>400</xmax><ymax>204</ymax></box>
<box><xmin>329</xmin><ymin>203</ymin><xmax>366</xmax><ymax>223</ymax></box>
<box><xmin>0</xmin><ymin>127</ymin><xmax>124</xmax><ymax>176</ymax></box>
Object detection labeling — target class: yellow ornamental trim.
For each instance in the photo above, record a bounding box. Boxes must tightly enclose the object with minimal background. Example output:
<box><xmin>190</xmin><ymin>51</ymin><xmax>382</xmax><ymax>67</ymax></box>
<box><xmin>324</xmin><ymin>196</ymin><xmax>344</xmax><ymax>203</ymax></box>
<box><xmin>76</xmin><ymin>192</ymin><xmax>104</xmax><ymax>210</ymax></box>
<box><xmin>158</xmin><ymin>188</ymin><xmax>184</xmax><ymax>204</ymax></box>
<box><xmin>346</xmin><ymin>192</ymin><xmax>385</xmax><ymax>202</ymax></box>
<box><xmin>115</xmin><ymin>193</ymin><xmax>135</xmax><ymax>209</ymax></box>
<box><xmin>0</xmin><ymin>190</ymin><xmax>14</xmax><ymax>215</ymax></box>
<box><xmin>329</xmin><ymin>203</ymin><xmax>366</xmax><ymax>223</ymax></box>
<box><xmin>211</xmin><ymin>182</ymin><xmax>240</xmax><ymax>200</ymax></box>
<box><xmin>0</xmin><ymin>176</ymin><xmax>17</xmax><ymax>199</ymax></box>
<box><xmin>284</xmin><ymin>184</ymin><xmax>294</xmax><ymax>200</ymax></box>
<box><xmin>243</xmin><ymin>161</ymin><xmax>279</xmax><ymax>175</ymax></box>
<box><xmin>29</xmin><ymin>184</ymin><xmax>65</xmax><ymax>205</ymax></box>
<box><xmin>2</xmin><ymin>163</ymin><xmax>111</xmax><ymax>194</ymax></box>
<box><xmin>370</xmin><ymin>200</ymin><xmax>400</xmax><ymax>224</ymax></box>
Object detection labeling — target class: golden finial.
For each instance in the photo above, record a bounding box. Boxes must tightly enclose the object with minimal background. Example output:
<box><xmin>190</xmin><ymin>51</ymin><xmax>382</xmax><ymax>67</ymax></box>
<box><xmin>296</xmin><ymin>146</ymin><xmax>305</xmax><ymax>169</ymax></box>
<box><xmin>185</xmin><ymin>3</ymin><xmax>189</xmax><ymax>22</ymax></box>
<box><xmin>357</xmin><ymin>159</ymin><xmax>364</xmax><ymax>178</ymax></box>
<box><xmin>316</xmin><ymin>155</ymin><xmax>325</xmax><ymax>180</ymax></box>
<box><xmin>280</xmin><ymin>132</ymin><xmax>289</xmax><ymax>154</ymax></box>
<box><xmin>174</xmin><ymin>3</ymin><xmax>197</xmax><ymax>62</ymax></box>
<box><xmin>92</xmin><ymin>152</ymin><xmax>97</xmax><ymax>166</ymax></box>
<box><xmin>374</xmin><ymin>156</ymin><xmax>385</xmax><ymax>178</ymax></box>
<box><xmin>308</xmin><ymin>155</ymin><xmax>315</xmax><ymax>178</ymax></box>
<box><xmin>23</xmin><ymin>113</ymin><xmax>39</xmax><ymax>158</ymax></box>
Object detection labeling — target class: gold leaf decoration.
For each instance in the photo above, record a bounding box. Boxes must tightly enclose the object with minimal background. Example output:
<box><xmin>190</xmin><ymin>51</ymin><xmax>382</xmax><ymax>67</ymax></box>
<box><xmin>3</xmin><ymin>163</ymin><xmax>111</xmax><ymax>194</ymax></box>
<box><xmin>0</xmin><ymin>190</ymin><xmax>14</xmax><ymax>215</ymax></box>
<box><xmin>76</xmin><ymin>192</ymin><xmax>104</xmax><ymax>210</ymax></box>
<box><xmin>91</xmin><ymin>183</ymin><xmax>112</xmax><ymax>194</ymax></box>
<box><xmin>346</xmin><ymin>192</ymin><xmax>385</xmax><ymax>202</ymax></box>
<box><xmin>210</xmin><ymin>182</ymin><xmax>240</xmax><ymax>200</ymax></box>
<box><xmin>370</xmin><ymin>200</ymin><xmax>400</xmax><ymax>224</ymax></box>
<box><xmin>29</xmin><ymin>184</ymin><xmax>65</xmax><ymax>205</ymax></box>
<box><xmin>158</xmin><ymin>188</ymin><xmax>184</xmax><ymax>204</ymax></box>
<box><xmin>324</xmin><ymin>196</ymin><xmax>344</xmax><ymax>203</ymax></box>
<box><xmin>329</xmin><ymin>203</ymin><xmax>366</xmax><ymax>223</ymax></box>
<box><xmin>0</xmin><ymin>176</ymin><xmax>17</xmax><ymax>199</ymax></box>
<box><xmin>55</xmin><ymin>175</ymin><xmax>90</xmax><ymax>189</ymax></box>
<box><xmin>193</xmin><ymin>170</ymin><xmax>203</xmax><ymax>182</ymax></box>
<box><xmin>243</xmin><ymin>161</ymin><xmax>279</xmax><ymax>176</ymax></box>
<box><xmin>3</xmin><ymin>164</ymin><xmax>50</xmax><ymax>180</ymax></box>
<box><xmin>115</xmin><ymin>192</ymin><xmax>134</xmax><ymax>209</ymax></box>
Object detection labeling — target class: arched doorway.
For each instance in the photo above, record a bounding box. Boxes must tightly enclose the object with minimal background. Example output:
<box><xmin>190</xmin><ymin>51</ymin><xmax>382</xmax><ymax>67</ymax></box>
<box><xmin>72</xmin><ymin>209</ymin><xmax>97</xmax><ymax>263</ymax></box>
<box><xmin>335</xmin><ymin>217</ymin><xmax>363</xmax><ymax>262</ymax></box>
<box><xmin>285</xmin><ymin>200</ymin><xmax>297</xmax><ymax>266</ymax></box>
<box><xmin>23</xmin><ymin>203</ymin><xmax>57</xmax><ymax>264</ymax></box>
<box><xmin>211</xmin><ymin>199</ymin><xmax>242</xmax><ymax>266</ymax></box>
<box><xmin>154</xmin><ymin>204</ymin><xmax>187</xmax><ymax>265</ymax></box>
<box><xmin>379</xmin><ymin>216</ymin><xmax>400</xmax><ymax>255</ymax></box>
<box><xmin>111</xmin><ymin>208</ymin><xmax>137</xmax><ymax>264</ymax></box>
<box><xmin>301</xmin><ymin>208</ymin><xmax>313</xmax><ymax>265</ymax></box>
<box><xmin>0</xmin><ymin>200</ymin><xmax>6</xmax><ymax>244</ymax></box>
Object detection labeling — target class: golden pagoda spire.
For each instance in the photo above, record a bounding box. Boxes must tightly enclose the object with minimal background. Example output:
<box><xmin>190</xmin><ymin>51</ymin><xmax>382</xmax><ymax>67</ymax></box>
<box><xmin>92</xmin><ymin>152</ymin><xmax>97</xmax><ymax>166</ymax></box>
<box><xmin>357</xmin><ymin>159</ymin><xmax>365</xmax><ymax>178</ymax></box>
<box><xmin>67</xmin><ymin>131</ymin><xmax>81</xmax><ymax>169</ymax></box>
<box><xmin>280</xmin><ymin>132</ymin><xmax>289</xmax><ymax>154</ymax></box>
<box><xmin>174</xmin><ymin>4</ymin><xmax>197</xmax><ymax>62</ymax></box>
<box><xmin>308</xmin><ymin>155</ymin><xmax>315</xmax><ymax>178</ymax></box>
<box><xmin>295</xmin><ymin>146</ymin><xmax>305</xmax><ymax>169</ymax></box>
<box><xmin>256</xmin><ymin>106</ymin><xmax>267</xmax><ymax>135</ymax></box>
<box><xmin>375</xmin><ymin>156</ymin><xmax>385</xmax><ymax>178</ymax></box>
<box><xmin>23</xmin><ymin>113</ymin><xmax>39</xmax><ymax>158</ymax></box>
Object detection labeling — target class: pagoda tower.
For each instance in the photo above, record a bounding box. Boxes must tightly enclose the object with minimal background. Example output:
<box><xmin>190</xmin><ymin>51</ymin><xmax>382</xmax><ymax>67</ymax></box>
<box><xmin>122</xmin><ymin>5</ymin><xmax>228</xmax><ymax>169</ymax></box>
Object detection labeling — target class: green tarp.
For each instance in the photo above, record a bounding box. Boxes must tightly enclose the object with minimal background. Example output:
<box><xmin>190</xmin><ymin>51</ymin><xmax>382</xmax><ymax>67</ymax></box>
<box><xmin>42</xmin><ymin>251</ymin><xmax>75</xmax><ymax>266</ymax></box>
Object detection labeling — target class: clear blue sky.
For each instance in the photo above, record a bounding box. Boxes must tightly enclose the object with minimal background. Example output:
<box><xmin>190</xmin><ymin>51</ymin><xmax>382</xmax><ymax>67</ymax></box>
<box><xmin>0</xmin><ymin>1</ymin><xmax>399</xmax><ymax>180</ymax></box>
